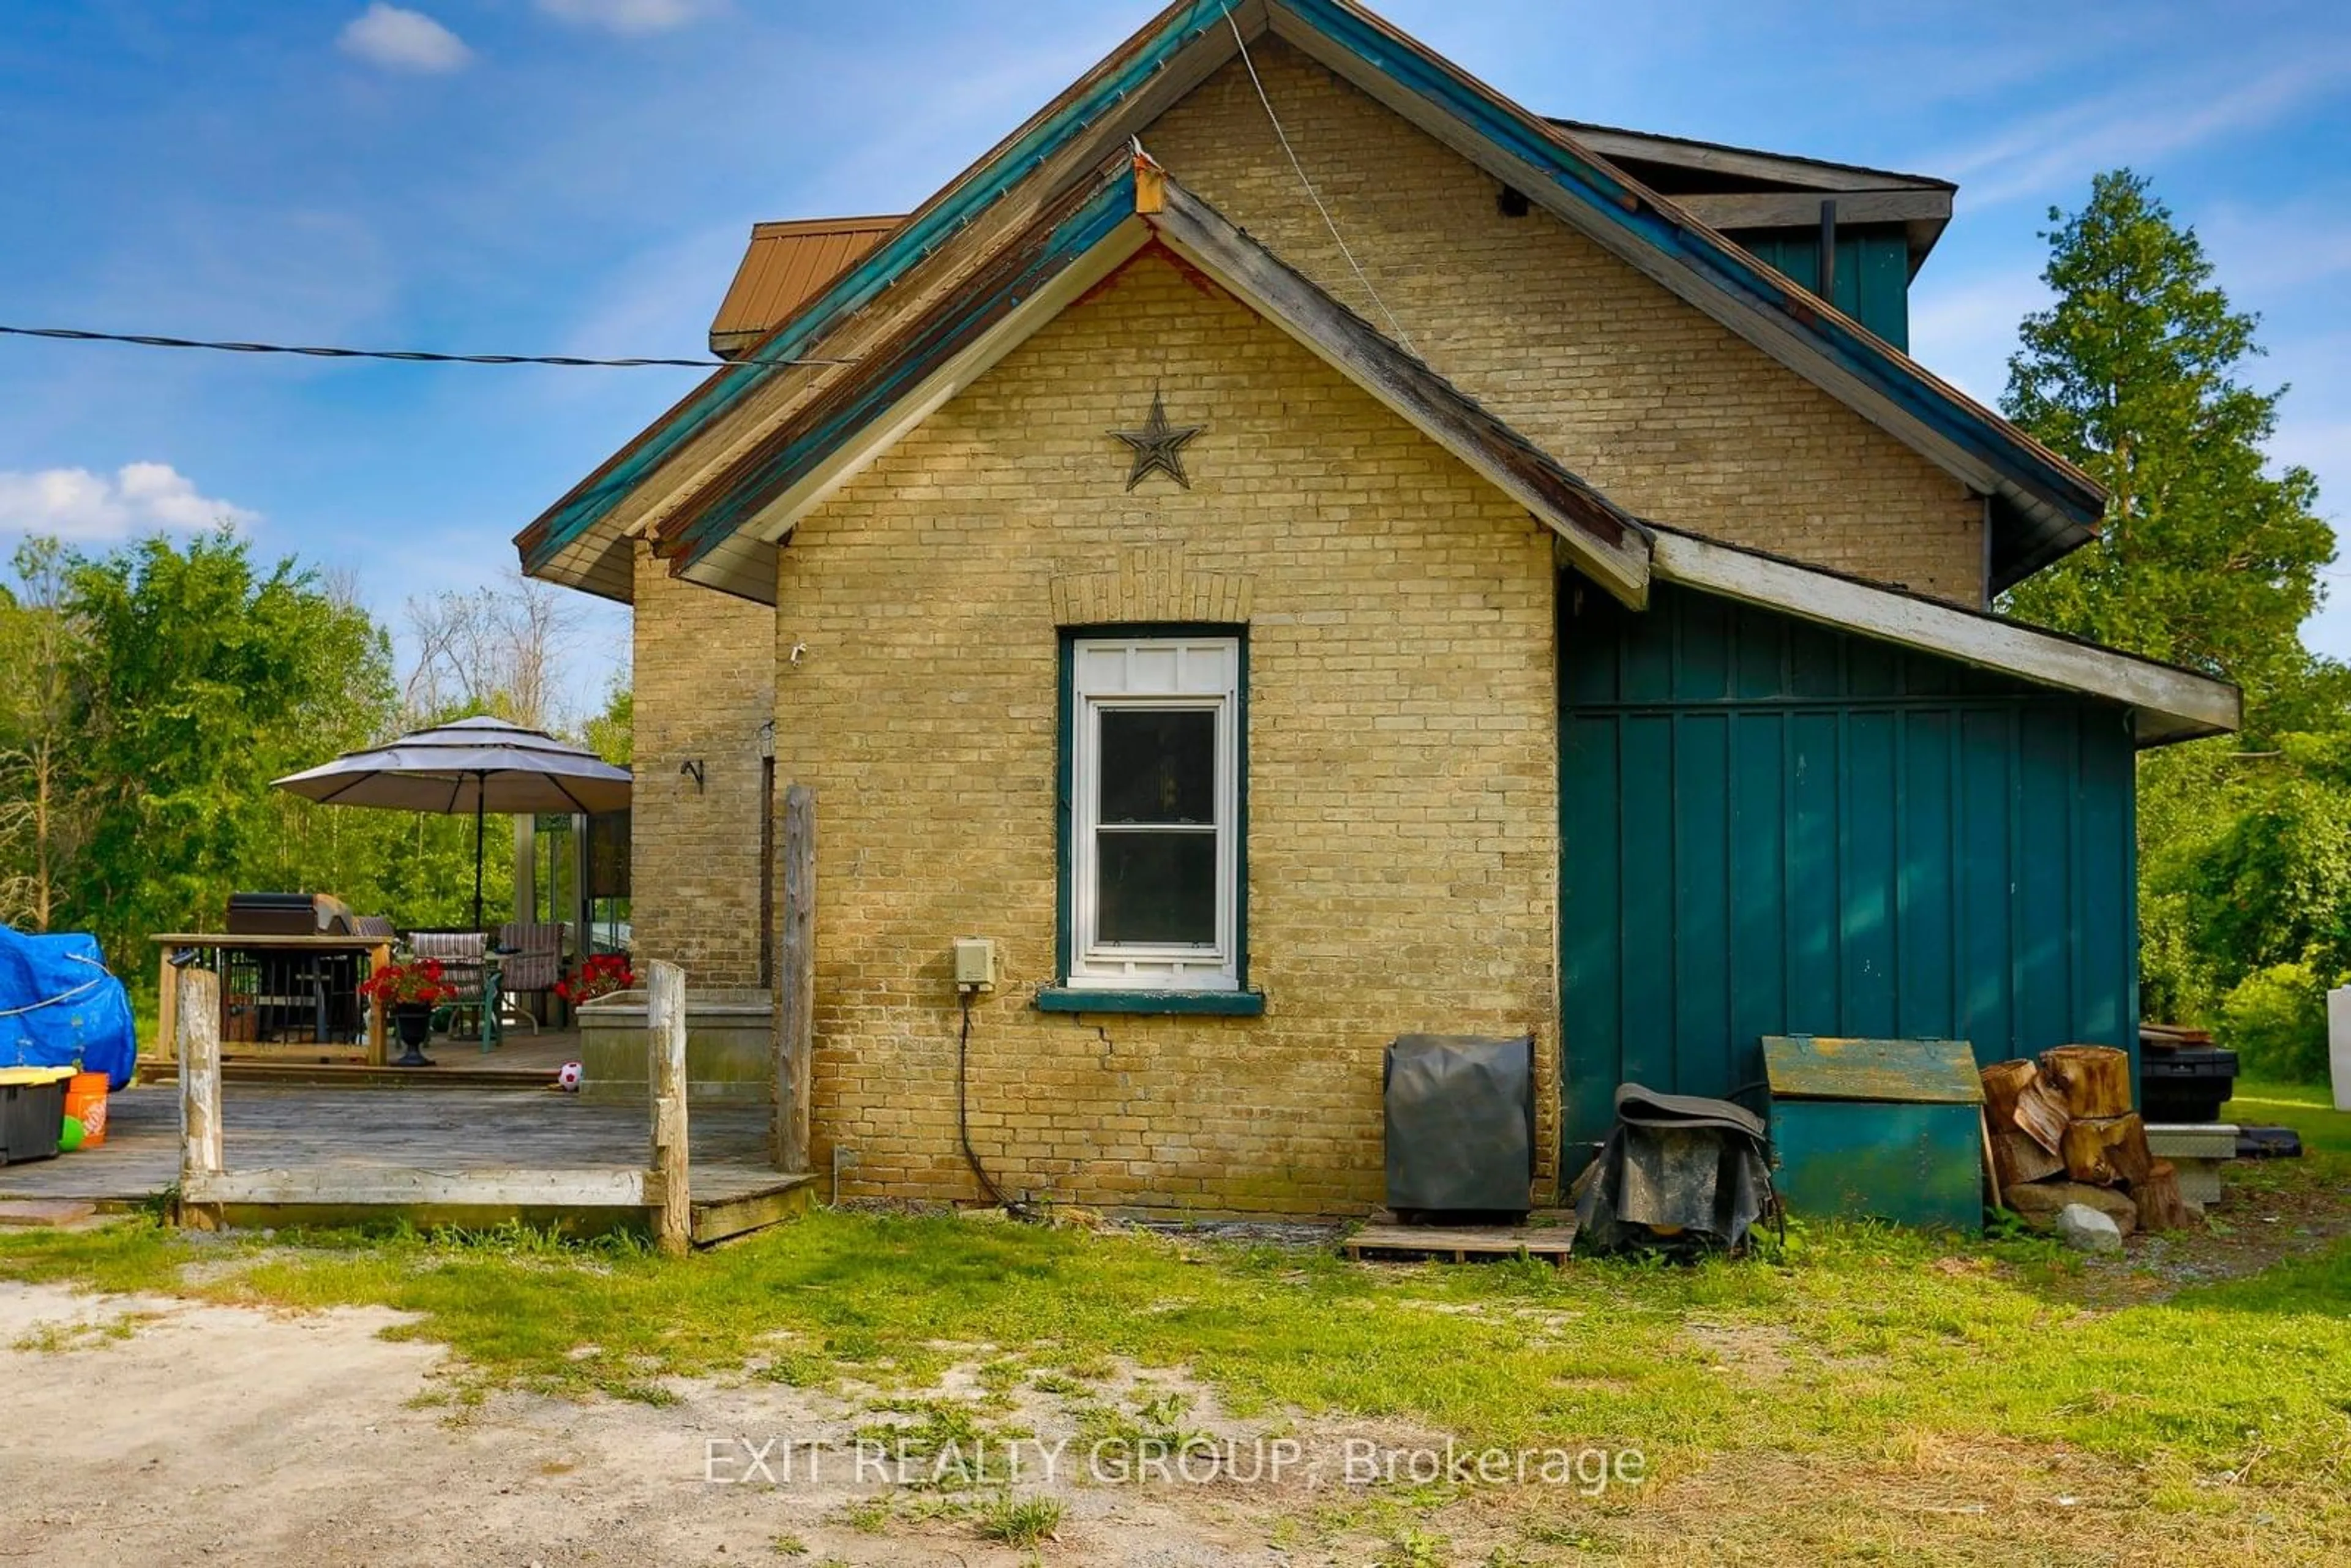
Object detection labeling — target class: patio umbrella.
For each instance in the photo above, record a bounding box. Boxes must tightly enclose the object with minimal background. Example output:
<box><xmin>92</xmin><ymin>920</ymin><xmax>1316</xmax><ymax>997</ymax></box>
<box><xmin>272</xmin><ymin>715</ymin><xmax>632</xmax><ymax>929</ymax></box>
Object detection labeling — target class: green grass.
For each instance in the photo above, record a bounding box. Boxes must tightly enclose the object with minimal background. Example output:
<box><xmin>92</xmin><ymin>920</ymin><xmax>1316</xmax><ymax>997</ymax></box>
<box><xmin>4</xmin><ymin>1203</ymin><xmax>2346</xmax><ymax>1491</ymax></box>
<box><xmin>4</xmin><ymin>1114</ymin><xmax>2350</xmax><ymax>1556</ymax></box>
<box><xmin>973</xmin><ymin>1493</ymin><xmax>1063</xmax><ymax>1548</ymax></box>
<box><xmin>2225</xmin><ymin>1076</ymin><xmax>2351</xmax><ymax>1155</ymax></box>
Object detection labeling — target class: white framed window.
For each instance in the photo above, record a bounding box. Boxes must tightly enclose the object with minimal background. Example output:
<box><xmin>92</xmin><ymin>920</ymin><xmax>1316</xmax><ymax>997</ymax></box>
<box><xmin>1066</xmin><ymin>635</ymin><xmax>1241</xmax><ymax>991</ymax></box>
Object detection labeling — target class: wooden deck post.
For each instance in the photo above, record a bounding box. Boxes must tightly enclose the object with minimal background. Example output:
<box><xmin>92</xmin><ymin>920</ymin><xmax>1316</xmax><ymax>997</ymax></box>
<box><xmin>176</xmin><ymin>965</ymin><xmax>223</xmax><ymax>1228</ymax></box>
<box><xmin>773</xmin><ymin>782</ymin><xmax>815</xmax><ymax>1174</ymax></box>
<box><xmin>155</xmin><ymin>943</ymin><xmax>179</xmax><ymax>1066</ymax></box>
<box><xmin>647</xmin><ymin>959</ymin><xmax>691</xmax><ymax>1256</ymax></box>
<box><xmin>365</xmin><ymin>939</ymin><xmax>391</xmax><ymax>1066</ymax></box>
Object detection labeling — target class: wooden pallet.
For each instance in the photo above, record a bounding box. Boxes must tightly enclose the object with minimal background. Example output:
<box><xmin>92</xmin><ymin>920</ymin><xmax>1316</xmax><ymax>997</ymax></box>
<box><xmin>1344</xmin><ymin>1221</ymin><xmax>1576</xmax><ymax>1265</ymax></box>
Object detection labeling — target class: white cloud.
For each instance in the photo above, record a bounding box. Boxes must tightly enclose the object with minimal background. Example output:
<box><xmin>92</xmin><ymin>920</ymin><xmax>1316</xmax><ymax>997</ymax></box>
<box><xmin>536</xmin><ymin>0</ymin><xmax>717</xmax><ymax>35</ymax></box>
<box><xmin>1926</xmin><ymin>50</ymin><xmax>2351</xmax><ymax>210</ymax></box>
<box><xmin>338</xmin><ymin>4</ymin><xmax>473</xmax><ymax>73</ymax></box>
<box><xmin>0</xmin><ymin>463</ymin><xmax>260</xmax><ymax>542</ymax></box>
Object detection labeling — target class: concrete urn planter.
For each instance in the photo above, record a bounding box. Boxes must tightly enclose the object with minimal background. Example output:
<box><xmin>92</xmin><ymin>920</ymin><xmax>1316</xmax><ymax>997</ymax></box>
<box><xmin>574</xmin><ymin>986</ymin><xmax>773</xmax><ymax>1105</ymax></box>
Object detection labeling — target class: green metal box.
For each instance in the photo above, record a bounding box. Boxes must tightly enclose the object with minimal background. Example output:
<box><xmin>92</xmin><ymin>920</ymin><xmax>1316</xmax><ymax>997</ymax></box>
<box><xmin>1762</xmin><ymin>1035</ymin><xmax>1984</xmax><ymax>1232</ymax></box>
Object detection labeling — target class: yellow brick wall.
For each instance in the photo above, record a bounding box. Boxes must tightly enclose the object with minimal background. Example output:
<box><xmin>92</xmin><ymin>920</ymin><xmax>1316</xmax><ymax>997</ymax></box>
<box><xmin>778</xmin><ymin>251</ymin><xmax>1560</xmax><ymax>1215</ymax></box>
<box><xmin>1143</xmin><ymin>39</ymin><xmax>1987</xmax><ymax>605</ymax></box>
<box><xmin>630</xmin><ymin>541</ymin><xmax>773</xmax><ymax>988</ymax></box>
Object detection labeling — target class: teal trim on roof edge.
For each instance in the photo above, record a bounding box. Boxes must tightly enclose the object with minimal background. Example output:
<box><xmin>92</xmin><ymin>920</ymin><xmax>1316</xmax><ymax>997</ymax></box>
<box><xmin>529</xmin><ymin>0</ymin><xmax>2098</xmax><ymax>584</ymax></box>
<box><xmin>1279</xmin><ymin>0</ymin><xmax>2096</xmax><ymax>527</ymax></box>
<box><xmin>519</xmin><ymin>0</ymin><xmax>1229</xmax><ymax>578</ymax></box>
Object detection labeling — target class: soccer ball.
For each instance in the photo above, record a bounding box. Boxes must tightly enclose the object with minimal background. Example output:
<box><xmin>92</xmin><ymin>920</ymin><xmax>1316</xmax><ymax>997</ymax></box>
<box><xmin>557</xmin><ymin>1060</ymin><xmax>584</xmax><ymax>1092</ymax></box>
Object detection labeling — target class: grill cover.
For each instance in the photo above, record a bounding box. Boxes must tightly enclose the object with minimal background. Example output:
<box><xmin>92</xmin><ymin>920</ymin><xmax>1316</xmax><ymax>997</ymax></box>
<box><xmin>1383</xmin><ymin>1033</ymin><xmax>1535</xmax><ymax>1214</ymax></box>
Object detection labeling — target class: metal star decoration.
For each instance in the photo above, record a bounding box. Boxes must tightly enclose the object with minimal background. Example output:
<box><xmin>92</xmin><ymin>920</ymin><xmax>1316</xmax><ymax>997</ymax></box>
<box><xmin>1108</xmin><ymin>389</ymin><xmax>1204</xmax><ymax>491</ymax></box>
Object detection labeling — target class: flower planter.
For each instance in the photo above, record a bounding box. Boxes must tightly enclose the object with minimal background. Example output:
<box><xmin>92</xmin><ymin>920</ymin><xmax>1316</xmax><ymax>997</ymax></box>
<box><xmin>389</xmin><ymin>1002</ymin><xmax>438</xmax><ymax>1067</ymax></box>
<box><xmin>574</xmin><ymin>987</ymin><xmax>774</xmax><ymax>1105</ymax></box>
<box><xmin>392</xmin><ymin>1003</ymin><xmax>435</xmax><ymax>1048</ymax></box>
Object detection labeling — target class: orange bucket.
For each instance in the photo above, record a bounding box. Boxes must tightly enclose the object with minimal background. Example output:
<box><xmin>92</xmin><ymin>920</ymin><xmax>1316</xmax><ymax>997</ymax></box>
<box><xmin>64</xmin><ymin>1071</ymin><xmax>108</xmax><ymax>1147</ymax></box>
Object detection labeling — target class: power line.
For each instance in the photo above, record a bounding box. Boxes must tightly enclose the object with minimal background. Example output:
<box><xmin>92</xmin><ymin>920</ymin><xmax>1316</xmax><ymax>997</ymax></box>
<box><xmin>0</xmin><ymin>323</ymin><xmax>853</xmax><ymax>370</ymax></box>
<box><xmin>1220</xmin><ymin>2</ymin><xmax>1415</xmax><ymax>355</ymax></box>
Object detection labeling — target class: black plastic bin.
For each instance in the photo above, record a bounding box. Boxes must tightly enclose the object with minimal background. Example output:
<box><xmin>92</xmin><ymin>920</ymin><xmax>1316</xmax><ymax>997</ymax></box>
<box><xmin>0</xmin><ymin>1071</ymin><xmax>68</xmax><ymax>1166</ymax></box>
<box><xmin>2140</xmin><ymin>1046</ymin><xmax>2238</xmax><ymax>1123</ymax></box>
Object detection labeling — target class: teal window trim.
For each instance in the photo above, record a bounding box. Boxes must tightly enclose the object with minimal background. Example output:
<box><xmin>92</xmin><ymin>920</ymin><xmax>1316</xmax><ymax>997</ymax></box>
<box><xmin>1052</xmin><ymin>623</ymin><xmax>1253</xmax><ymax>1006</ymax></box>
<box><xmin>1035</xmin><ymin>987</ymin><xmax>1267</xmax><ymax>1016</ymax></box>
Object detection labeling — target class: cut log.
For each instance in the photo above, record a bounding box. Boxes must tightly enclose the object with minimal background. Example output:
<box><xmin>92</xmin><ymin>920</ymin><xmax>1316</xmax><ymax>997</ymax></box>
<box><xmin>1991</xmin><ymin>1128</ymin><xmax>2066</xmax><ymax>1191</ymax></box>
<box><xmin>1981</xmin><ymin>1059</ymin><xmax>2041</xmax><ymax>1130</ymax></box>
<box><xmin>2039</xmin><ymin>1045</ymin><xmax>2134</xmax><ymax>1120</ymax></box>
<box><xmin>2014</xmin><ymin>1084</ymin><xmax>2068</xmax><ymax>1157</ymax></box>
<box><xmin>2061</xmin><ymin>1113</ymin><xmax>2154</xmax><ymax>1187</ymax></box>
<box><xmin>2003</xmin><ymin>1179</ymin><xmax>2136</xmax><ymax>1236</ymax></box>
<box><xmin>2132</xmin><ymin>1160</ymin><xmax>2194</xmax><ymax>1234</ymax></box>
<box><xmin>1983</xmin><ymin>1057</ymin><xmax>2069</xmax><ymax>1154</ymax></box>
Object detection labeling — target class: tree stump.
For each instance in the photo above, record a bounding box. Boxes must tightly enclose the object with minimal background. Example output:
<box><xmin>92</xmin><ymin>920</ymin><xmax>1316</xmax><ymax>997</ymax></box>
<box><xmin>2132</xmin><ymin>1160</ymin><xmax>2194</xmax><ymax>1234</ymax></box>
<box><xmin>2039</xmin><ymin>1045</ymin><xmax>2134</xmax><ymax>1120</ymax></box>
<box><xmin>2061</xmin><ymin>1113</ymin><xmax>2153</xmax><ymax>1187</ymax></box>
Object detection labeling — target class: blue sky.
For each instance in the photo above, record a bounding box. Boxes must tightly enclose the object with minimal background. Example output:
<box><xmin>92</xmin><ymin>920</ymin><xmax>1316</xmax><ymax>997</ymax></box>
<box><xmin>1</xmin><ymin>1</ymin><xmax>2344</xmax><ymax>721</ymax></box>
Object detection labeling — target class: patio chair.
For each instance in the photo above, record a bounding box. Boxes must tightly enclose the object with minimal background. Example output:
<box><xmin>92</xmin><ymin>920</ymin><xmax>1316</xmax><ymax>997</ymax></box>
<box><xmin>494</xmin><ymin>921</ymin><xmax>567</xmax><ymax>1035</ymax></box>
<box><xmin>408</xmin><ymin>929</ymin><xmax>490</xmax><ymax>1041</ymax></box>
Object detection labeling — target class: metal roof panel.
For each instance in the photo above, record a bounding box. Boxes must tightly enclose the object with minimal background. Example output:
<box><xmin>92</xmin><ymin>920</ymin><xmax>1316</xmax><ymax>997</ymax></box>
<box><xmin>710</xmin><ymin>216</ymin><xmax>901</xmax><ymax>355</ymax></box>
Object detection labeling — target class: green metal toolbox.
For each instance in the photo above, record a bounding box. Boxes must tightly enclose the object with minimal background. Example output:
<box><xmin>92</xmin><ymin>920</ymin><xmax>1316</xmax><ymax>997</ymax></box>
<box><xmin>1761</xmin><ymin>1036</ymin><xmax>1985</xmax><ymax>1232</ymax></box>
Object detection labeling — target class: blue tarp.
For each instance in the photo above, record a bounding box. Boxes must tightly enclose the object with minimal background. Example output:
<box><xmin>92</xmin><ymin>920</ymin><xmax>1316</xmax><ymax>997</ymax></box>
<box><xmin>0</xmin><ymin>926</ymin><xmax>137</xmax><ymax>1089</ymax></box>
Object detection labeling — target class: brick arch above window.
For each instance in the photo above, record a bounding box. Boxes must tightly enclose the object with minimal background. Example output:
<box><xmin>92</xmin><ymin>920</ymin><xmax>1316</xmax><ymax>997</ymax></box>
<box><xmin>1049</xmin><ymin>546</ymin><xmax>1254</xmax><ymax>628</ymax></box>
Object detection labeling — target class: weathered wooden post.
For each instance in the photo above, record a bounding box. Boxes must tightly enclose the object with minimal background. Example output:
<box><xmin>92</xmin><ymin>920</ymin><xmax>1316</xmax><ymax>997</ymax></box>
<box><xmin>773</xmin><ymin>783</ymin><xmax>816</xmax><ymax>1174</ymax></box>
<box><xmin>176</xmin><ymin>964</ymin><xmax>223</xmax><ymax>1229</ymax></box>
<box><xmin>647</xmin><ymin>959</ymin><xmax>691</xmax><ymax>1256</ymax></box>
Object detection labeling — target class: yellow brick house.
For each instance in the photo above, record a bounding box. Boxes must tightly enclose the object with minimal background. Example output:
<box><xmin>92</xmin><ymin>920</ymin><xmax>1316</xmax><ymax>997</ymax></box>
<box><xmin>519</xmin><ymin>0</ymin><xmax>2238</xmax><ymax>1215</ymax></box>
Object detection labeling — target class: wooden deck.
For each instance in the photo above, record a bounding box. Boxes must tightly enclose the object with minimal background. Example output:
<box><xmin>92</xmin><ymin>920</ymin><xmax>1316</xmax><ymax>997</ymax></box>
<box><xmin>0</xmin><ymin>1084</ymin><xmax>811</xmax><ymax>1245</ymax></box>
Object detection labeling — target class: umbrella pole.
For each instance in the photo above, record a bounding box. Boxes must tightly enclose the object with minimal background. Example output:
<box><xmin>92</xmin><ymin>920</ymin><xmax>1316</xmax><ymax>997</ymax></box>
<box><xmin>471</xmin><ymin>778</ymin><xmax>485</xmax><ymax>931</ymax></box>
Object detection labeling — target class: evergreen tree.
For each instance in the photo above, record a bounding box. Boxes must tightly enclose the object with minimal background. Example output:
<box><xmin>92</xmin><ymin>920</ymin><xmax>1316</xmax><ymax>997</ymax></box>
<box><xmin>2001</xmin><ymin>170</ymin><xmax>2334</xmax><ymax>728</ymax></box>
<box><xmin>1999</xmin><ymin>171</ymin><xmax>2343</xmax><ymax>1048</ymax></box>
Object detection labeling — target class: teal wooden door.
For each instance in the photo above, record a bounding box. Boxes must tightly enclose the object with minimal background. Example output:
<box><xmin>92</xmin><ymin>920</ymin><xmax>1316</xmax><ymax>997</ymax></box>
<box><xmin>1557</xmin><ymin>579</ymin><xmax>2138</xmax><ymax>1164</ymax></box>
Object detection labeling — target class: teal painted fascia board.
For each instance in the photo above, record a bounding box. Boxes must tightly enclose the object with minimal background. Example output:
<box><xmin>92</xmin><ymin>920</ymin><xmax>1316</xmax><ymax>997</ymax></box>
<box><xmin>1036</xmin><ymin>988</ymin><xmax>1267</xmax><ymax>1016</ymax></box>
<box><xmin>671</xmin><ymin>167</ymin><xmax>1141</xmax><ymax>564</ymax></box>
<box><xmin>1282</xmin><ymin>0</ymin><xmax>2098</xmax><ymax>528</ymax></box>
<box><xmin>522</xmin><ymin>0</ymin><xmax>1232</xmax><ymax>576</ymax></box>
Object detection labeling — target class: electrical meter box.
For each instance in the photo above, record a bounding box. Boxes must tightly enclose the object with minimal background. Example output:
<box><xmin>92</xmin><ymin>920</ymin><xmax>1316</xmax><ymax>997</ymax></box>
<box><xmin>952</xmin><ymin>938</ymin><xmax>996</xmax><ymax>992</ymax></box>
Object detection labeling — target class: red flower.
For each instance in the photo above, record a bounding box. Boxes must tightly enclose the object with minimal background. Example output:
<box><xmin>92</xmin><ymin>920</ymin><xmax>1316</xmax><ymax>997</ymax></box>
<box><xmin>359</xmin><ymin>959</ymin><xmax>460</xmax><ymax>1008</ymax></box>
<box><xmin>557</xmin><ymin>954</ymin><xmax>636</xmax><ymax>1005</ymax></box>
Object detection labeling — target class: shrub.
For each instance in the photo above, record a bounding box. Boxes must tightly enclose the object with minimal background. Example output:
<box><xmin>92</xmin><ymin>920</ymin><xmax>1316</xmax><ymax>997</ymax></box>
<box><xmin>2217</xmin><ymin>962</ymin><xmax>2331</xmax><ymax>1083</ymax></box>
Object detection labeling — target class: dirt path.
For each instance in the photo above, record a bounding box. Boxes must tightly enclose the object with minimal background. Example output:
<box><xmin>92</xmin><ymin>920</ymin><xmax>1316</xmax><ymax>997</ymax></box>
<box><xmin>5</xmin><ymin>1227</ymin><xmax>2341</xmax><ymax>1567</ymax></box>
<box><xmin>0</xmin><ymin>1281</ymin><xmax>1400</xmax><ymax>1566</ymax></box>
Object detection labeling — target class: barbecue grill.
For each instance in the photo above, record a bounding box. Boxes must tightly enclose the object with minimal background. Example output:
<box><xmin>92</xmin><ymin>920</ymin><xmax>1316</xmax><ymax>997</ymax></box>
<box><xmin>225</xmin><ymin>891</ymin><xmax>356</xmax><ymax>937</ymax></box>
<box><xmin>221</xmin><ymin>892</ymin><xmax>364</xmax><ymax>1045</ymax></box>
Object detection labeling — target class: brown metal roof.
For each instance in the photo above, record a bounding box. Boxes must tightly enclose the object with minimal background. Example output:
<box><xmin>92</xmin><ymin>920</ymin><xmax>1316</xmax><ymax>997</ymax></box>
<box><xmin>708</xmin><ymin>215</ymin><xmax>902</xmax><ymax>358</ymax></box>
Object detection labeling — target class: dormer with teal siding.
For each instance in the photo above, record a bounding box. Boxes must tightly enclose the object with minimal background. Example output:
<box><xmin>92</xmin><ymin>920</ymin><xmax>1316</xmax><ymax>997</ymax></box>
<box><xmin>1554</xmin><ymin>121</ymin><xmax>1954</xmax><ymax>353</ymax></box>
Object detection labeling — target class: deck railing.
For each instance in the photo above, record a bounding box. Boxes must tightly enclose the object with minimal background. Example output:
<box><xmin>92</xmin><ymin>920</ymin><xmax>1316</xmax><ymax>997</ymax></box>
<box><xmin>174</xmin><ymin>958</ymin><xmax>697</xmax><ymax>1254</ymax></box>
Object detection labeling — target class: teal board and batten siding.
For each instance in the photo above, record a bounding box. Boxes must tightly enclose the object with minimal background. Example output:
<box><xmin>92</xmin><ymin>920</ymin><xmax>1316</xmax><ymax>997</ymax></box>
<box><xmin>1557</xmin><ymin>579</ymin><xmax>2138</xmax><ymax>1161</ymax></box>
<box><xmin>1733</xmin><ymin>227</ymin><xmax>1911</xmax><ymax>351</ymax></box>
